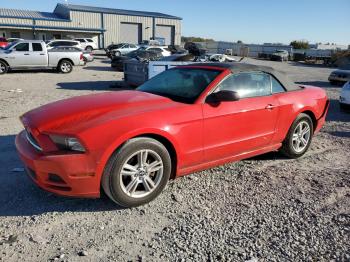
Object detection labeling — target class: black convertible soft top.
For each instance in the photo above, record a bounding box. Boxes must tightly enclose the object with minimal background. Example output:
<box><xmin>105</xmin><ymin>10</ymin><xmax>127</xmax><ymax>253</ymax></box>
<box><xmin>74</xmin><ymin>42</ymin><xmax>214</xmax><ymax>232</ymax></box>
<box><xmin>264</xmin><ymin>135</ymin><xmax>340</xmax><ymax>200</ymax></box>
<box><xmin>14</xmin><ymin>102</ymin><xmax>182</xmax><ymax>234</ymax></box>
<box><xmin>187</xmin><ymin>62</ymin><xmax>301</xmax><ymax>91</ymax></box>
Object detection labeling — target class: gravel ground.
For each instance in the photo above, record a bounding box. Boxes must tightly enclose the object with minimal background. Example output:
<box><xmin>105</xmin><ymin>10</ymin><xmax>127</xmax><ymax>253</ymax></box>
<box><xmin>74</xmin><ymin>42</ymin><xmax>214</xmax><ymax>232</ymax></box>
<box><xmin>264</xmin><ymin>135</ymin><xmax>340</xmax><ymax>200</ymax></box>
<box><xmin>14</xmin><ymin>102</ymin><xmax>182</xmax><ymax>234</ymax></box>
<box><xmin>0</xmin><ymin>57</ymin><xmax>349</xmax><ymax>262</ymax></box>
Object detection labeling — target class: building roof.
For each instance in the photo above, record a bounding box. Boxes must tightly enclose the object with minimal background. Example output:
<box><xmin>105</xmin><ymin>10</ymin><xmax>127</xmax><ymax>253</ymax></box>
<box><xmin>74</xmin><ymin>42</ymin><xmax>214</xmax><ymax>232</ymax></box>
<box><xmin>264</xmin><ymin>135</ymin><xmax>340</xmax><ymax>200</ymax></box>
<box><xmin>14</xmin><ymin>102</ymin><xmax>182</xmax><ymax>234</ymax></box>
<box><xmin>187</xmin><ymin>62</ymin><xmax>301</xmax><ymax>91</ymax></box>
<box><xmin>0</xmin><ymin>7</ymin><xmax>68</xmax><ymax>21</ymax></box>
<box><xmin>57</xmin><ymin>3</ymin><xmax>182</xmax><ymax>20</ymax></box>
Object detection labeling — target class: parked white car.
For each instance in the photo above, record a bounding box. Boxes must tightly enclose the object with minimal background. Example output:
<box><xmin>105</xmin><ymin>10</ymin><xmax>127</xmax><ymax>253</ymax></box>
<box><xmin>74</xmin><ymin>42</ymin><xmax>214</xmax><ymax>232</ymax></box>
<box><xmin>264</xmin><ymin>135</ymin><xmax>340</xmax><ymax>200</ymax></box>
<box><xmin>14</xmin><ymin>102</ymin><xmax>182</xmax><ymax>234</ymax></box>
<box><xmin>74</xmin><ymin>38</ymin><xmax>98</xmax><ymax>51</ymax></box>
<box><xmin>46</xmin><ymin>40</ymin><xmax>82</xmax><ymax>50</ymax></box>
<box><xmin>145</xmin><ymin>46</ymin><xmax>172</xmax><ymax>57</ymax></box>
<box><xmin>340</xmin><ymin>81</ymin><xmax>350</xmax><ymax>111</ymax></box>
<box><xmin>0</xmin><ymin>40</ymin><xmax>84</xmax><ymax>74</ymax></box>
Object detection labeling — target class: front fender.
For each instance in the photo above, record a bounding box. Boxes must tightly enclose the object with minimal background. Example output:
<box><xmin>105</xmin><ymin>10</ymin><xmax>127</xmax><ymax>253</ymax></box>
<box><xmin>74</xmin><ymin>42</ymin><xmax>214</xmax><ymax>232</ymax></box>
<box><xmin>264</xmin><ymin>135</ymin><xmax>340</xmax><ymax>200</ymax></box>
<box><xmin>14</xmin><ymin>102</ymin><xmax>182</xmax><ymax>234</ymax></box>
<box><xmin>94</xmin><ymin>127</ymin><xmax>181</xmax><ymax>181</ymax></box>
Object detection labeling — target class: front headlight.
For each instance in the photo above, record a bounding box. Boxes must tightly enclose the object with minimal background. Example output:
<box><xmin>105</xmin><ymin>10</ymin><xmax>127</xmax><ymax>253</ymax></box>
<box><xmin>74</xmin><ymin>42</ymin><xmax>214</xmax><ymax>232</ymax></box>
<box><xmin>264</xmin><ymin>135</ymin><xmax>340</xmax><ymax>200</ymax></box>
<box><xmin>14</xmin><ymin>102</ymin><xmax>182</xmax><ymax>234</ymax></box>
<box><xmin>50</xmin><ymin>135</ymin><xmax>86</xmax><ymax>152</ymax></box>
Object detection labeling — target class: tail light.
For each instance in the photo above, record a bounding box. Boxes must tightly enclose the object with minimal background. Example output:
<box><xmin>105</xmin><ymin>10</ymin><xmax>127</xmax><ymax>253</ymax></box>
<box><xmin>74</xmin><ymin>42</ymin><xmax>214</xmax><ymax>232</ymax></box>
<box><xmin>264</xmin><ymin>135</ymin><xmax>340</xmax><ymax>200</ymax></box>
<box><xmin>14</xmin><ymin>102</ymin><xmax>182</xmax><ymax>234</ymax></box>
<box><xmin>80</xmin><ymin>53</ymin><xmax>84</xmax><ymax>60</ymax></box>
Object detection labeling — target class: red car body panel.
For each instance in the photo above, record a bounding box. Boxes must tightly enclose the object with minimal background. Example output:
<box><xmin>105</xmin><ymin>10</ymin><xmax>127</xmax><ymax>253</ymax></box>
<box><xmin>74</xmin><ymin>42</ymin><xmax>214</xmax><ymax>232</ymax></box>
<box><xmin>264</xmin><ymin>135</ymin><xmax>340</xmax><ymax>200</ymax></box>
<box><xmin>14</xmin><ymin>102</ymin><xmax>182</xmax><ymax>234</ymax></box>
<box><xmin>15</xmin><ymin>66</ymin><xmax>329</xmax><ymax>198</ymax></box>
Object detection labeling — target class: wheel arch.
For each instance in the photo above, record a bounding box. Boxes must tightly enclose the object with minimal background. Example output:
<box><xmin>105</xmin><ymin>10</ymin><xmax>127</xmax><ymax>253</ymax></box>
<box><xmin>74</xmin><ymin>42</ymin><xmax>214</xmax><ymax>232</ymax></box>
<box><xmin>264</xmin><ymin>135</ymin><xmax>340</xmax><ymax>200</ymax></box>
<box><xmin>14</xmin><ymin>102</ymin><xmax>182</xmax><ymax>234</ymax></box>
<box><xmin>300</xmin><ymin>110</ymin><xmax>317</xmax><ymax>133</ymax></box>
<box><xmin>0</xmin><ymin>58</ymin><xmax>9</xmax><ymax>67</ymax></box>
<box><xmin>96</xmin><ymin>129</ymin><xmax>180</xmax><ymax>184</ymax></box>
<box><xmin>58</xmin><ymin>58</ymin><xmax>74</xmax><ymax>66</ymax></box>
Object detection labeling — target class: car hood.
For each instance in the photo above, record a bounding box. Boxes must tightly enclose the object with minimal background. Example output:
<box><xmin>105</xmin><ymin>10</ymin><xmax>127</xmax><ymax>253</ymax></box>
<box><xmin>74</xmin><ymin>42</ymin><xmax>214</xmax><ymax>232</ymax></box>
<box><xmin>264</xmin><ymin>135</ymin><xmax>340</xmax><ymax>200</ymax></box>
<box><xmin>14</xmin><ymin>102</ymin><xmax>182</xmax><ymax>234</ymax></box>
<box><xmin>21</xmin><ymin>90</ymin><xmax>177</xmax><ymax>133</ymax></box>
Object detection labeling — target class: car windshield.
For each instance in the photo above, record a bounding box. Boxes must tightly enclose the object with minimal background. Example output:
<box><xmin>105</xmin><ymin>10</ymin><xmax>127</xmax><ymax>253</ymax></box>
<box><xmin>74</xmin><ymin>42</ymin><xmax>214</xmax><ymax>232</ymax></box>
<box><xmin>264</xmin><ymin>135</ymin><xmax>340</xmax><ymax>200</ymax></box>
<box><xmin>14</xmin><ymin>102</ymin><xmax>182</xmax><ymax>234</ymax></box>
<box><xmin>137</xmin><ymin>68</ymin><xmax>222</xmax><ymax>103</ymax></box>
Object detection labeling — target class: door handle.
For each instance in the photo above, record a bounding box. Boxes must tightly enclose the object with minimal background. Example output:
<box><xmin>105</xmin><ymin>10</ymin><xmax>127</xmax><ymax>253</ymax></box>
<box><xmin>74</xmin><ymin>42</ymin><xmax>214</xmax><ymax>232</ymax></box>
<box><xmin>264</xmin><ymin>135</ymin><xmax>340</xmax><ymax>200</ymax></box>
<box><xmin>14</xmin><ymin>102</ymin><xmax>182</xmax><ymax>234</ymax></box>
<box><xmin>24</xmin><ymin>54</ymin><xmax>30</xmax><ymax>55</ymax></box>
<box><xmin>40</xmin><ymin>54</ymin><xmax>45</xmax><ymax>55</ymax></box>
<box><xmin>265</xmin><ymin>104</ymin><xmax>277</xmax><ymax>110</ymax></box>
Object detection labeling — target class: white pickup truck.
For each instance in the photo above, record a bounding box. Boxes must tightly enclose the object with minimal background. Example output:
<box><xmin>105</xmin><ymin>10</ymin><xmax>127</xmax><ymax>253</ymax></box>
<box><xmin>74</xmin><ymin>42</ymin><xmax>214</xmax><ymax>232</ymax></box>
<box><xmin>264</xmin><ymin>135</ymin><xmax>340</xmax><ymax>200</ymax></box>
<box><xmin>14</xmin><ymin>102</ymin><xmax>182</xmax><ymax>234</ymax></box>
<box><xmin>0</xmin><ymin>40</ymin><xmax>84</xmax><ymax>74</ymax></box>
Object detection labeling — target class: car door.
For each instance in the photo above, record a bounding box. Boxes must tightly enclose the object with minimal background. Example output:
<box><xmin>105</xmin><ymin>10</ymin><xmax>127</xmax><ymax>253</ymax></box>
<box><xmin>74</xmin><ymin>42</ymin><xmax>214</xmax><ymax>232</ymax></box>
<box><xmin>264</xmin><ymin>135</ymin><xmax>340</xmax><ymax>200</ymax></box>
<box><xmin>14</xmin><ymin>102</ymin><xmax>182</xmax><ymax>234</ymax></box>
<box><xmin>129</xmin><ymin>44</ymin><xmax>138</xmax><ymax>51</ymax></box>
<box><xmin>30</xmin><ymin>43</ymin><xmax>47</xmax><ymax>67</ymax></box>
<box><xmin>121</xmin><ymin>44</ymin><xmax>129</xmax><ymax>55</ymax></box>
<box><xmin>202</xmin><ymin>71</ymin><xmax>279</xmax><ymax>162</ymax></box>
<box><xmin>8</xmin><ymin>42</ymin><xmax>30</xmax><ymax>67</ymax></box>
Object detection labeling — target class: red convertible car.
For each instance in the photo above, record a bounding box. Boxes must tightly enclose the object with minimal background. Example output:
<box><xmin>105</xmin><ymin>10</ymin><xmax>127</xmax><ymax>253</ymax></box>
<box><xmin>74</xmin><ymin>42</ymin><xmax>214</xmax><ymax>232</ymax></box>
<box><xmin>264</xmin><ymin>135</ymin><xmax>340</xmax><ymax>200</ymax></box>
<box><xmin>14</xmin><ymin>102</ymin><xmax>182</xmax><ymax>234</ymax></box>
<box><xmin>16</xmin><ymin>63</ymin><xmax>329</xmax><ymax>207</ymax></box>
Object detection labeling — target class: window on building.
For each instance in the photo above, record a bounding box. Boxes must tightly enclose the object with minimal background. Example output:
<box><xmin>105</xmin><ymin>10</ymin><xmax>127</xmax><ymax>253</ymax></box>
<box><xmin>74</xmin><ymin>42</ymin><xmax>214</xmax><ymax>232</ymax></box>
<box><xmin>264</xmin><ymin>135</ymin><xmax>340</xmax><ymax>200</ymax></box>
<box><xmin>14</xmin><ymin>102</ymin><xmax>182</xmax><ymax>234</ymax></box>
<box><xmin>216</xmin><ymin>72</ymin><xmax>272</xmax><ymax>99</ymax></box>
<box><xmin>32</xmin><ymin>43</ymin><xmax>43</xmax><ymax>52</ymax></box>
<box><xmin>10</xmin><ymin>32</ymin><xmax>21</xmax><ymax>38</ymax></box>
<box><xmin>53</xmin><ymin>34</ymin><xmax>61</xmax><ymax>39</ymax></box>
<box><xmin>14</xmin><ymin>43</ymin><xmax>29</xmax><ymax>52</ymax></box>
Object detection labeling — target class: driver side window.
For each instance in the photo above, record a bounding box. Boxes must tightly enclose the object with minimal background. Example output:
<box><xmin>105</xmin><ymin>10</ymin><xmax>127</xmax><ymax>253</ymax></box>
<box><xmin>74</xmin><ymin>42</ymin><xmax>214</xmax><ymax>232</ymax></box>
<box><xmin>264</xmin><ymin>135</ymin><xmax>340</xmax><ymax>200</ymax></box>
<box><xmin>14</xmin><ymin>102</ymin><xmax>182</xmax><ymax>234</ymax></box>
<box><xmin>216</xmin><ymin>72</ymin><xmax>272</xmax><ymax>98</ymax></box>
<box><xmin>14</xmin><ymin>43</ymin><xmax>29</xmax><ymax>52</ymax></box>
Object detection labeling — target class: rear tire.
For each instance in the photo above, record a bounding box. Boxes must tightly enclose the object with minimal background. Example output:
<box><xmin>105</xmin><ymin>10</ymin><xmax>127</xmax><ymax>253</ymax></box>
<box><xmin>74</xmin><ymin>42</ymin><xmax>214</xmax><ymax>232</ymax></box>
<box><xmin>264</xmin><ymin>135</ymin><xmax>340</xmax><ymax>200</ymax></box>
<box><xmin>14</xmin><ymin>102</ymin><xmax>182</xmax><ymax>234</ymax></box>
<box><xmin>57</xmin><ymin>60</ymin><xmax>73</xmax><ymax>74</ymax></box>
<box><xmin>101</xmin><ymin>137</ymin><xmax>171</xmax><ymax>207</ymax></box>
<box><xmin>0</xmin><ymin>61</ymin><xmax>8</xmax><ymax>74</ymax></box>
<box><xmin>280</xmin><ymin>113</ymin><xmax>313</xmax><ymax>159</ymax></box>
<box><xmin>86</xmin><ymin>46</ymin><xmax>93</xmax><ymax>52</ymax></box>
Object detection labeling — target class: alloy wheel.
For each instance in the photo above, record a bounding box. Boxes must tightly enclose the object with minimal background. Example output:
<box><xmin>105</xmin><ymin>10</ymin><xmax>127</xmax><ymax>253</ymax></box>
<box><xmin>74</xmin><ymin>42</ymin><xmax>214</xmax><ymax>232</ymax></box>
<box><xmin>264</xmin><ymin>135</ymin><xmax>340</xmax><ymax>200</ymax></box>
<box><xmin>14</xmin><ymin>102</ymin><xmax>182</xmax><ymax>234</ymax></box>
<box><xmin>61</xmin><ymin>62</ymin><xmax>72</xmax><ymax>73</ymax></box>
<box><xmin>120</xmin><ymin>149</ymin><xmax>164</xmax><ymax>198</ymax></box>
<box><xmin>0</xmin><ymin>63</ymin><xmax>6</xmax><ymax>73</ymax></box>
<box><xmin>292</xmin><ymin>120</ymin><xmax>311</xmax><ymax>153</ymax></box>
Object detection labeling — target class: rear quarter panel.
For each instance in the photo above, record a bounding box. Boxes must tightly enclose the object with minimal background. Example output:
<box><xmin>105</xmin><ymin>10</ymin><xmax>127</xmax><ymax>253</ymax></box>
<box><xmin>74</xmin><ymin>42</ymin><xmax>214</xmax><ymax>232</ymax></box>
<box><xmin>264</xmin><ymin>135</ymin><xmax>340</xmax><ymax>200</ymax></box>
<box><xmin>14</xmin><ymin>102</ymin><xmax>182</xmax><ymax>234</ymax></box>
<box><xmin>48</xmin><ymin>51</ymin><xmax>81</xmax><ymax>67</ymax></box>
<box><xmin>272</xmin><ymin>86</ymin><xmax>328</xmax><ymax>143</ymax></box>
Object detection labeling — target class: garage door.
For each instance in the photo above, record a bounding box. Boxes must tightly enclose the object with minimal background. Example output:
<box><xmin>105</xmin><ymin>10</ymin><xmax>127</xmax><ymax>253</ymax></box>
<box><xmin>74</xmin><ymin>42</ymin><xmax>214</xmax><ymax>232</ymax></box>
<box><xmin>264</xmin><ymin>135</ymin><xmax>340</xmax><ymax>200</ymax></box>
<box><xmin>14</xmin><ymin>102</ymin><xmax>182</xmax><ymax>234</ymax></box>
<box><xmin>120</xmin><ymin>23</ymin><xmax>141</xmax><ymax>44</ymax></box>
<box><xmin>156</xmin><ymin>25</ymin><xmax>174</xmax><ymax>45</ymax></box>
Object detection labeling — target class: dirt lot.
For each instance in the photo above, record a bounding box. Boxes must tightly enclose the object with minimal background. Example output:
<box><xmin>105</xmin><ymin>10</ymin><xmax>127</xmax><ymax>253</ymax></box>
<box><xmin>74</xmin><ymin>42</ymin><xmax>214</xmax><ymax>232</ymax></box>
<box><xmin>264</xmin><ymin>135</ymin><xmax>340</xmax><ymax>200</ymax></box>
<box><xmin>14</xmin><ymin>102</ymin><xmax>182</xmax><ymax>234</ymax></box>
<box><xmin>0</xmin><ymin>57</ymin><xmax>349</xmax><ymax>262</ymax></box>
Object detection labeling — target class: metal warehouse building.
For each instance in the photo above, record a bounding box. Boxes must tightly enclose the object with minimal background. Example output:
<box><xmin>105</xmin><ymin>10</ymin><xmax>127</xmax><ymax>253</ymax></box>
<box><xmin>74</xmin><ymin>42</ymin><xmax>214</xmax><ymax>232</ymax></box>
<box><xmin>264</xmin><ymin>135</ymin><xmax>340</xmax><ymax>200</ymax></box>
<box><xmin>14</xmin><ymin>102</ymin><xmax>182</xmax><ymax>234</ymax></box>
<box><xmin>0</xmin><ymin>3</ymin><xmax>182</xmax><ymax>48</ymax></box>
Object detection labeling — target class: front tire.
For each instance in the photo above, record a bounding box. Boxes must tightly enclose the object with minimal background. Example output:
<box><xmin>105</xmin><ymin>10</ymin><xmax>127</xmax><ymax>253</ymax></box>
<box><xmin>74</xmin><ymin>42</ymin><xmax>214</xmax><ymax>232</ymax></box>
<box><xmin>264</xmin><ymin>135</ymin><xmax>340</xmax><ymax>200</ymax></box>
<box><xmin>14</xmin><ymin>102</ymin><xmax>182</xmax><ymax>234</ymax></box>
<box><xmin>58</xmin><ymin>60</ymin><xmax>73</xmax><ymax>74</ymax></box>
<box><xmin>0</xmin><ymin>61</ymin><xmax>8</xmax><ymax>74</ymax></box>
<box><xmin>86</xmin><ymin>46</ymin><xmax>93</xmax><ymax>52</ymax></box>
<box><xmin>280</xmin><ymin>113</ymin><xmax>313</xmax><ymax>159</ymax></box>
<box><xmin>102</xmin><ymin>137</ymin><xmax>171</xmax><ymax>207</ymax></box>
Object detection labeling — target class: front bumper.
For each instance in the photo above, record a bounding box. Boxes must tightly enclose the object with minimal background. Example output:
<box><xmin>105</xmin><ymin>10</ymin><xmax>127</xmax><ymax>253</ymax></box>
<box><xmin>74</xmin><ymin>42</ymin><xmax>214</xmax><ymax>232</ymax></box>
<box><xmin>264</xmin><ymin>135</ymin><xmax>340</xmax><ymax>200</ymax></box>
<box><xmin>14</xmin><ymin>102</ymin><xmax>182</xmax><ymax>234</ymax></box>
<box><xmin>15</xmin><ymin>130</ymin><xmax>100</xmax><ymax>198</ymax></box>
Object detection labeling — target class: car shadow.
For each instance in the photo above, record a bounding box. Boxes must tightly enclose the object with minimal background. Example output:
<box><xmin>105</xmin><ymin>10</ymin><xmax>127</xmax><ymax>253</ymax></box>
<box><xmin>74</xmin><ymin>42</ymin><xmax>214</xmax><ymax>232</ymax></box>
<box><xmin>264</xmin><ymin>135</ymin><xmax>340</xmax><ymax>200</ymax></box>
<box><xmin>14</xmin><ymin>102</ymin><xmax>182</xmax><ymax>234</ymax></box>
<box><xmin>0</xmin><ymin>135</ymin><xmax>125</xmax><ymax>217</ymax></box>
<box><xmin>56</xmin><ymin>81</ymin><xmax>133</xmax><ymax>91</ymax></box>
<box><xmin>328</xmin><ymin>131</ymin><xmax>350</xmax><ymax>138</ymax></box>
<box><xmin>289</xmin><ymin>61</ymin><xmax>335</xmax><ymax>68</ymax></box>
<box><xmin>295</xmin><ymin>81</ymin><xmax>336</xmax><ymax>89</ymax></box>
<box><xmin>83</xmin><ymin>66</ymin><xmax>115</xmax><ymax>71</ymax></box>
<box><xmin>246</xmin><ymin>151</ymin><xmax>288</xmax><ymax>161</ymax></box>
<box><xmin>326</xmin><ymin>99</ymin><xmax>350</xmax><ymax>122</ymax></box>
<box><xmin>8</xmin><ymin>69</ymin><xmax>56</xmax><ymax>74</ymax></box>
<box><xmin>100</xmin><ymin>60</ymin><xmax>112</xmax><ymax>64</ymax></box>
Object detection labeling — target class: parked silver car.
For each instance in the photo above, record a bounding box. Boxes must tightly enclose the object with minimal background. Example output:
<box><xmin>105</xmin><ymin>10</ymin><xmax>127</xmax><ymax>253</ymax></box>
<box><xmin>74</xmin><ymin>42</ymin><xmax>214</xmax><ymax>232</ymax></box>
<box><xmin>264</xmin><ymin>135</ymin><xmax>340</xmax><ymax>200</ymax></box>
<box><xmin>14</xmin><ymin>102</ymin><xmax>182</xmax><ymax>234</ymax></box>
<box><xmin>46</xmin><ymin>40</ymin><xmax>82</xmax><ymax>50</ymax></box>
<box><xmin>271</xmin><ymin>50</ymin><xmax>289</xmax><ymax>61</ymax></box>
<box><xmin>328</xmin><ymin>69</ymin><xmax>350</xmax><ymax>85</ymax></box>
<box><xmin>51</xmin><ymin>46</ymin><xmax>94</xmax><ymax>63</ymax></box>
<box><xmin>0</xmin><ymin>40</ymin><xmax>84</xmax><ymax>74</ymax></box>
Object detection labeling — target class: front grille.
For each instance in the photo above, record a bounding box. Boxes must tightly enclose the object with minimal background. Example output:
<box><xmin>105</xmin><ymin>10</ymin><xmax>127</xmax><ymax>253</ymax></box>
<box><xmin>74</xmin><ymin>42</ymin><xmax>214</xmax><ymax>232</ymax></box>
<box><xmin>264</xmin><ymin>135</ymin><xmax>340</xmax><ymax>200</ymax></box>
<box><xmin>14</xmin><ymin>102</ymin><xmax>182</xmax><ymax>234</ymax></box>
<box><xmin>25</xmin><ymin>130</ymin><xmax>43</xmax><ymax>151</ymax></box>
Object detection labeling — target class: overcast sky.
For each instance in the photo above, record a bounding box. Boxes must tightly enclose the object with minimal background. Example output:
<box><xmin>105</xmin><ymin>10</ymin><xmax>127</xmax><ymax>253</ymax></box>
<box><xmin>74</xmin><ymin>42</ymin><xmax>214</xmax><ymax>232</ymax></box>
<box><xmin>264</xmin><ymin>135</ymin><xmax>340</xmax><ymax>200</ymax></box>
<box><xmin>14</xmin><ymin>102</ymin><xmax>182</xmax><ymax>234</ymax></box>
<box><xmin>1</xmin><ymin>0</ymin><xmax>349</xmax><ymax>45</ymax></box>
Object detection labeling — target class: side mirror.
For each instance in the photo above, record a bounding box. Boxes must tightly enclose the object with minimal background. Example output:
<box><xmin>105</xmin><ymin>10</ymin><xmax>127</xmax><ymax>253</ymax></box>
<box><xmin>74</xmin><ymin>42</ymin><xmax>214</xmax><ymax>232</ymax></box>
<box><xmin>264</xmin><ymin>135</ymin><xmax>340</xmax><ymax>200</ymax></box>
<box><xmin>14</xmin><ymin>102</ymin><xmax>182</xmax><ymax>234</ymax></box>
<box><xmin>206</xmin><ymin>90</ymin><xmax>240</xmax><ymax>104</ymax></box>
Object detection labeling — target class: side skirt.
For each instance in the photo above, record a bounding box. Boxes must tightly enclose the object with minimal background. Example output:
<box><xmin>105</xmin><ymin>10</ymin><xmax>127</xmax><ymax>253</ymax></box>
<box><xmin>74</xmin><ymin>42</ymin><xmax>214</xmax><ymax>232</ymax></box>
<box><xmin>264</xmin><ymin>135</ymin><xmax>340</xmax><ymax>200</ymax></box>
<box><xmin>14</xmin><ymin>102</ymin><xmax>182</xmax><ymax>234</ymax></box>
<box><xmin>177</xmin><ymin>143</ymin><xmax>282</xmax><ymax>177</ymax></box>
